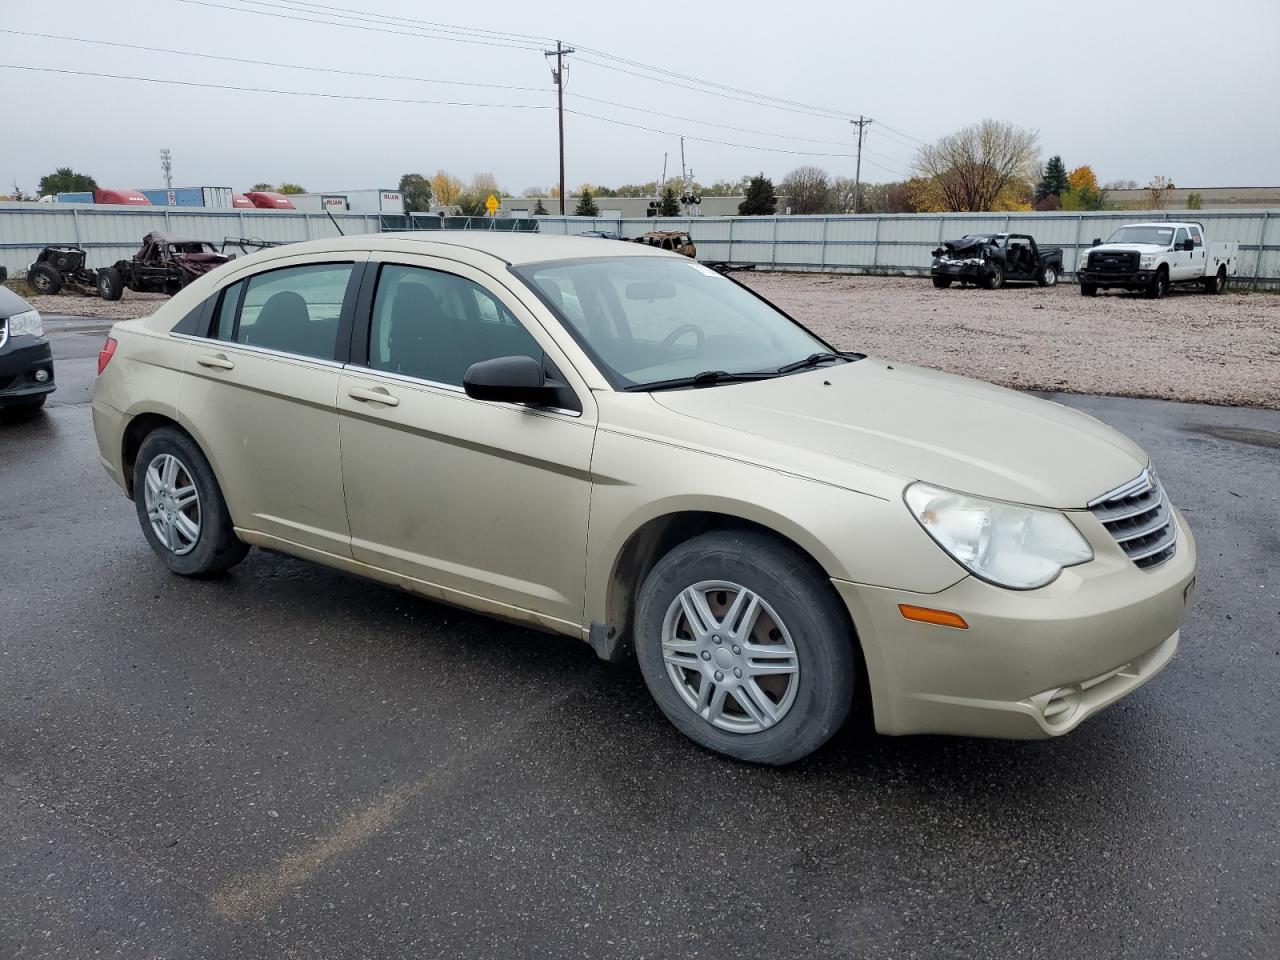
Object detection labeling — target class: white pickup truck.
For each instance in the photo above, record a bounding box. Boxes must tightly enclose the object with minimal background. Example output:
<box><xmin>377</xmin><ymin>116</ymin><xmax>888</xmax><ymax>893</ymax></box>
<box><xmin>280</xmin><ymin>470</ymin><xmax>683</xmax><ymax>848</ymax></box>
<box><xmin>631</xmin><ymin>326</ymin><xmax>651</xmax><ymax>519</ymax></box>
<box><xmin>1077</xmin><ymin>221</ymin><xmax>1238</xmax><ymax>298</ymax></box>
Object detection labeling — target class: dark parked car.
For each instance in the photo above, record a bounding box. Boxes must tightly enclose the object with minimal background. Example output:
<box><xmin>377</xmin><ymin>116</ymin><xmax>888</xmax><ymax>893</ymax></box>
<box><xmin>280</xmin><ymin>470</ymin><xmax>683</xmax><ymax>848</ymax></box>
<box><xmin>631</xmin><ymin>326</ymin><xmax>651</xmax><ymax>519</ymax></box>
<box><xmin>931</xmin><ymin>233</ymin><xmax>1064</xmax><ymax>290</ymax></box>
<box><xmin>0</xmin><ymin>286</ymin><xmax>55</xmax><ymax>412</ymax></box>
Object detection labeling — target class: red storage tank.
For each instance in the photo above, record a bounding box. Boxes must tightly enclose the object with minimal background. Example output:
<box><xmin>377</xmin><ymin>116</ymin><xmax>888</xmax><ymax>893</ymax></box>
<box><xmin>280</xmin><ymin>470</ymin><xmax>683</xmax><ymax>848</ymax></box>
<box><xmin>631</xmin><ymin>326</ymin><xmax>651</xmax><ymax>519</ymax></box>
<box><xmin>94</xmin><ymin>188</ymin><xmax>151</xmax><ymax>205</ymax></box>
<box><xmin>231</xmin><ymin>193</ymin><xmax>255</xmax><ymax>208</ymax></box>
<box><xmin>243</xmin><ymin>191</ymin><xmax>295</xmax><ymax>210</ymax></box>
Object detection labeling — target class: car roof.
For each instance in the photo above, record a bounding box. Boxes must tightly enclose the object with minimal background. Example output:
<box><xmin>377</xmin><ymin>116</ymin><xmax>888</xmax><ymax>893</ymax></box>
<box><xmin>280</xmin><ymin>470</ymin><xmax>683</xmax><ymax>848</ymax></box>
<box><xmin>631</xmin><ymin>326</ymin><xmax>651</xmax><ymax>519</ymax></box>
<box><xmin>304</xmin><ymin>231</ymin><xmax>676</xmax><ymax>266</ymax></box>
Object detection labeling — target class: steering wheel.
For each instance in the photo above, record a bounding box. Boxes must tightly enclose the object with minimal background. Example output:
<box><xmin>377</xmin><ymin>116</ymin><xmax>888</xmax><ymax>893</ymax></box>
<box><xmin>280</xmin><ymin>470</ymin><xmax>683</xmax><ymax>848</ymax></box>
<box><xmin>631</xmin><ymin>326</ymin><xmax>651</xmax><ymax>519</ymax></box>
<box><xmin>658</xmin><ymin>323</ymin><xmax>705</xmax><ymax>358</ymax></box>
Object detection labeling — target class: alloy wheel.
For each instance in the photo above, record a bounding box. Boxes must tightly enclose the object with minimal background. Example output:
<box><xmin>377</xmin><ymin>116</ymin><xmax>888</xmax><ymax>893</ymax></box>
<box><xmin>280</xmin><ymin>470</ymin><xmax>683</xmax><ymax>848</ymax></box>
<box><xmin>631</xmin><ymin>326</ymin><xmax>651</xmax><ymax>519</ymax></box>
<box><xmin>660</xmin><ymin>580</ymin><xmax>800</xmax><ymax>734</ymax></box>
<box><xmin>143</xmin><ymin>453</ymin><xmax>202</xmax><ymax>555</ymax></box>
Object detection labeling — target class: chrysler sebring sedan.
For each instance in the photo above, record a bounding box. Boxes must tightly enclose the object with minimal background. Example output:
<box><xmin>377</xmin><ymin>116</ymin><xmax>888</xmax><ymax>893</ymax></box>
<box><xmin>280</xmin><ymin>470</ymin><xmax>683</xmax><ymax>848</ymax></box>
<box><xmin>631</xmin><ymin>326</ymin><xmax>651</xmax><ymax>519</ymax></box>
<box><xmin>92</xmin><ymin>233</ymin><xmax>1196</xmax><ymax>764</ymax></box>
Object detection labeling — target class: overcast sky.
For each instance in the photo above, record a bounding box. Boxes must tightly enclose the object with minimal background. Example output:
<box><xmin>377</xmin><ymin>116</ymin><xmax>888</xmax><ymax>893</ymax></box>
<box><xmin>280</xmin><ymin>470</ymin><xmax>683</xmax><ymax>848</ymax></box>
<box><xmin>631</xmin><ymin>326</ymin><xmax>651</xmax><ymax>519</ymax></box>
<box><xmin>5</xmin><ymin>0</ymin><xmax>1279</xmax><ymax>195</ymax></box>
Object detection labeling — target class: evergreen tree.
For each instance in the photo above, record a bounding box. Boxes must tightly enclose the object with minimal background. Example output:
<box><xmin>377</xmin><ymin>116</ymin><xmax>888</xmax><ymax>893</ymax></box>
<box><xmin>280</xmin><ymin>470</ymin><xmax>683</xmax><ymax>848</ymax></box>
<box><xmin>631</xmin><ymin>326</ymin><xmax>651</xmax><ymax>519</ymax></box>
<box><xmin>658</xmin><ymin>186</ymin><xmax>681</xmax><ymax>216</ymax></box>
<box><xmin>37</xmin><ymin>167</ymin><xmax>97</xmax><ymax>196</ymax></box>
<box><xmin>533</xmin><ymin>198</ymin><xmax>548</xmax><ymax>216</ymax></box>
<box><xmin>574</xmin><ymin>188</ymin><xmax>600</xmax><ymax>216</ymax></box>
<box><xmin>738</xmin><ymin>173</ymin><xmax>778</xmax><ymax>215</ymax></box>
<box><xmin>1035</xmin><ymin>156</ymin><xmax>1069</xmax><ymax>202</ymax></box>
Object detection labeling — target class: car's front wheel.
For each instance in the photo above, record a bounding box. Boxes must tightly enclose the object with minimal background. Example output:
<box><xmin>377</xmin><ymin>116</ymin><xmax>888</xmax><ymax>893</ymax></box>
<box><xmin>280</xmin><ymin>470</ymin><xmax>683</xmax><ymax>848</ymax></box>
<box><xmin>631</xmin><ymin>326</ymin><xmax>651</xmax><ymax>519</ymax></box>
<box><xmin>133</xmin><ymin>427</ymin><xmax>248</xmax><ymax>576</ymax></box>
<box><xmin>28</xmin><ymin>264</ymin><xmax>62</xmax><ymax>295</ymax></box>
<box><xmin>1146</xmin><ymin>269</ymin><xmax>1169</xmax><ymax>299</ymax></box>
<box><xmin>1038</xmin><ymin>264</ymin><xmax>1058</xmax><ymax>287</ymax></box>
<box><xmin>96</xmin><ymin>267</ymin><xmax>124</xmax><ymax>301</ymax></box>
<box><xmin>634</xmin><ymin>530</ymin><xmax>856</xmax><ymax>765</ymax></box>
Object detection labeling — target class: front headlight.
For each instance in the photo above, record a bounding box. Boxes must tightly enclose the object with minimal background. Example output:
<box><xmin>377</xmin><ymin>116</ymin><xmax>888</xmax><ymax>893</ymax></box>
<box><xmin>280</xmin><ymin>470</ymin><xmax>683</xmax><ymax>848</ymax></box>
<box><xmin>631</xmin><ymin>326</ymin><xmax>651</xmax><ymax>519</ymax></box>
<box><xmin>6</xmin><ymin>309</ymin><xmax>43</xmax><ymax>337</ymax></box>
<box><xmin>1139</xmin><ymin>255</ymin><xmax>1157</xmax><ymax>268</ymax></box>
<box><xmin>904</xmin><ymin>482</ymin><xmax>1093</xmax><ymax>589</ymax></box>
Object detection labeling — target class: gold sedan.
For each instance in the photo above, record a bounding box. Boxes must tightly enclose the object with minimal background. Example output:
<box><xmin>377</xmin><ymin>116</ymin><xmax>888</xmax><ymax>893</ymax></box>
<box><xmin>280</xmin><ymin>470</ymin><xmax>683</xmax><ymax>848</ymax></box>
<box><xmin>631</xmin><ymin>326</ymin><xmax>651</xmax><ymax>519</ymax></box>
<box><xmin>93</xmin><ymin>233</ymin><xmax>1196</xmax><ymax>764</ymax></box>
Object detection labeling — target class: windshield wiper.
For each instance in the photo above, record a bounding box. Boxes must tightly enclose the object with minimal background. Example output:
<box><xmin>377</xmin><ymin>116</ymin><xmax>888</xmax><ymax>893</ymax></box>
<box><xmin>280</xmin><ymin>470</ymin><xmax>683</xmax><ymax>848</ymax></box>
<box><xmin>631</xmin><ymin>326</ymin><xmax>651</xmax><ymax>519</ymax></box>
<box><xmin>626</xmin><ymin>369</ymin><xmax>779</xmax><ymax>392</ymax></box>
<box><xmin>776</xmin><ymin>352</ymin><xmax>846</xmax><ymax>374</ymax></box>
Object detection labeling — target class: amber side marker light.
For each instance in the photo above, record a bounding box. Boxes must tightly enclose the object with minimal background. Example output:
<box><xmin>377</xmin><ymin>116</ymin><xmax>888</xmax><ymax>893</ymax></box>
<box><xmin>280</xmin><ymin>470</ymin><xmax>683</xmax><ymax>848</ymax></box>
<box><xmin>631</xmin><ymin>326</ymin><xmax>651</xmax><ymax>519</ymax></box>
<box><xmin>898</xmin><ymin>604</ymin><xmax>969</xmax><ymax>630</ymax></box>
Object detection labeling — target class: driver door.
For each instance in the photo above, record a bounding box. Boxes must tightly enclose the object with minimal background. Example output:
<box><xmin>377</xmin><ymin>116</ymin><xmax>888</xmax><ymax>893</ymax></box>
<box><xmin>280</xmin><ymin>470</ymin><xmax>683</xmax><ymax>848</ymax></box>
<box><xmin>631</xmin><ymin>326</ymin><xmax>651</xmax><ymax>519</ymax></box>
<box><xmin>1169</xmin><ymin>227</ymin><xmax>1193</xmax><ymax>280</ymax></box>
<box><xmin>336</xmin><ymin>255</ymin><xmax>597</xmax><ymax>632</ymax></box>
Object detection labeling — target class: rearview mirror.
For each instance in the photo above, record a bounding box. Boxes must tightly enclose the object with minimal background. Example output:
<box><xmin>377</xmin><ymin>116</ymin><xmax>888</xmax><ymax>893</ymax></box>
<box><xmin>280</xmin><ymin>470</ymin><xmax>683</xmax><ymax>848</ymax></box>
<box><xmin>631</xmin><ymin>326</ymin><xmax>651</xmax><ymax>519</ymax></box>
<box><xmin>1182</xmin><ymin>238</ymin><xmax>1196</xmax><ymax>251</ymax></box>
<box><xmin>625</xmin><ymin>279</ymin><xmax>677</xmax><ymax>301</ymax></box>
<box><xmin>1092</xmin><ymin>237</ymin><xmax>1102</xmax><ymax>247</ymax></box>
<box><xmin>463</xmin><ymin>355</ymin><xmax>561</xmax><ymax>406</ymax></box>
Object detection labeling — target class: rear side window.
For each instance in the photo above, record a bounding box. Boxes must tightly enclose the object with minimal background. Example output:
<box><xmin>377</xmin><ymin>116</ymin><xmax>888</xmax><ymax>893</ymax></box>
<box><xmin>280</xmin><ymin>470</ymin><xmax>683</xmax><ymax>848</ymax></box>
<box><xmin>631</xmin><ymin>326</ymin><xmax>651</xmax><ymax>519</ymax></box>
<box><xmin>367</xmin><ymin>264</ymin><xmax>542</xmax><ymax>387</ymax></box>
<box><xmin>1188</xmin><ymin>225</ymin><xmax>1203</xmax><ymax>247</ymax></box>
<box><xmin>216</xmin><ymin>263</ymin><xmax>354</xmax><ymax>360</ymax></box>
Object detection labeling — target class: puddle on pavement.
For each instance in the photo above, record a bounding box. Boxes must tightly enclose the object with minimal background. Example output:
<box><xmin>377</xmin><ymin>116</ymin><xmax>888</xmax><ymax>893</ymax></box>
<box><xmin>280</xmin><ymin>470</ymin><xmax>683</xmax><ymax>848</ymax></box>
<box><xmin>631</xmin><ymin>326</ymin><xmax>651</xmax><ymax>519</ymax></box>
<box><xmin>1186</xmin><ymin>424</ymin><xmax>1280</xmax><ymax>450</ymax></box>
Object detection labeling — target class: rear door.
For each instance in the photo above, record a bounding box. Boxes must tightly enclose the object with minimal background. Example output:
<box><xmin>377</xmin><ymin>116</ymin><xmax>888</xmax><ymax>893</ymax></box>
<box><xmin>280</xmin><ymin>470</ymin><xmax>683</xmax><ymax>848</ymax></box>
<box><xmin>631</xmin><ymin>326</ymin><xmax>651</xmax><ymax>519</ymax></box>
<box><xmin>336</xmin><ymin>254</ymin><xmax>596</xmax><ymax>632</ymax></box>
<box><xmin>1187</xmin><ymin>224</ymin><xmax>1206</xmax><ymax>277</ymax></box>
<box><xmin>179</xmin><ymin>254</ymin><xmax>366</xmax><ymax>557</ymax></box>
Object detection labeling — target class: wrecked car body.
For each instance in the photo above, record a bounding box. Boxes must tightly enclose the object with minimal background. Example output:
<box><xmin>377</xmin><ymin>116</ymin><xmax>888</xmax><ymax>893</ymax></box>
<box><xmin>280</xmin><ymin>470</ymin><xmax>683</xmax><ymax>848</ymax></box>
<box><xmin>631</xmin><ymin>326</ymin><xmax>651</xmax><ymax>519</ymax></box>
<box><xmin>96</xmin><ymin>233</ymin><xmax>233</xmax><ymax>301</ymax></box>
<box><xmin>931</xmin><ymin>233</ymin><xmax>1064</xmax><ymax>290</ymax></box>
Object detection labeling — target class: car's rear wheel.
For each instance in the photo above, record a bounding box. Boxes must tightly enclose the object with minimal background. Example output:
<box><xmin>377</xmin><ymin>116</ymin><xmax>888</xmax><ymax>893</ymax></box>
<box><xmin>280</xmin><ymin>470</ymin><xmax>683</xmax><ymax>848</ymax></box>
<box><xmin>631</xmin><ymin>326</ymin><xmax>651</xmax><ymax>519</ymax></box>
<box><xmin>633</xmin><ymin>530</ymin><xmax>856</xmax><ymax>765</ymax></box>
<box><xmin>1038</xmin><ymin>264</ymin><xmax>1058</xmax><ymax>287</ymax></box>
<box><xmin>1204</xmin><ymin>266</ymin><xmax>1227</xmax><ymax>295</ymax></box>
<box><xmin>932</xmin><ymin>276</ymin><xmax>952</xmax><ymax>288</ymax></box>
<box><xmin>96</xmin><ymin>267</ymin><xmax>124</xmax><ymax>301</ymax></box>
<box><xmin>28</xmin><ymin>264</ymin><xmax>62</xmax><ymax>295</ymax></box>
<box><xmin>133</xmin><ymin>427</ymin><xmax>248</xmax><ymax>576</ymax></box>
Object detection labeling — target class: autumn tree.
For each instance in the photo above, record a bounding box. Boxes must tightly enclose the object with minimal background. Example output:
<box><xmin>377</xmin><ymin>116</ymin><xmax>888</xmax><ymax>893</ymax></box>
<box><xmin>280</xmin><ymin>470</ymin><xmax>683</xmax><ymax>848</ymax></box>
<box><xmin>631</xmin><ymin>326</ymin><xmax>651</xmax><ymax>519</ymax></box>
<box><xmin>1144</xmin><ymin>175</ymin><xmax>1175</xmax><ymax>209</ymax></box>
<box><xmin>913</xmin><ymin>119</ymin><xmax>1040</xmax><ymax>211</ymax></box>
<box><xmin>705</xmin><ymin>176</ymin><xmax>750</xmax><ymax>196</ymax></box>
<box><xmin>431</xmin><ymin>170</ymin><xmax>463</xmax><ymax>205</ymax></box>
<box><xmin>1060</xmin><ymin>165</ymin><xmax>1109</xmax><ymax>210</ymax></box>
<box><xmin>468</xmin><ymin>172</ymin><xmax>503</xmax><ymax>199</ymax></box>
<box><xmin>398</xmin><ymin>173</ymin><xmax>433</xmax><ymax>213</ymax></box>
<box><xmin>574</xmin><ymin>188</ymin><xmax>600</xmax><ymax>217</ymax></box>
<box><xmin>659</xmin><ymin>186</ymin><xmax>681</xmax><ymax>216</ymax></box>
<box><xmin>1035</xmin><ymin>155</ymin><xmax>1069</xmax><ymax>203</ymax></box>
<box><xmin>38</xmin><ymin>167</ymin><xmax>97</xmax><ymax>196</ymax></box>
<box><xmin>779</xmin><ymin>165</ymin><xmax>831</xmax><ymax>214</ymax></box>
<box><xmin>737</xmin><ymin>174</ymin><xmax>777</xmax><ymax>215</ymax></box>
<box><xmin>455</xmin><ymin>193</ymin><xmax>487</xmax><ymax>217</ymax></box>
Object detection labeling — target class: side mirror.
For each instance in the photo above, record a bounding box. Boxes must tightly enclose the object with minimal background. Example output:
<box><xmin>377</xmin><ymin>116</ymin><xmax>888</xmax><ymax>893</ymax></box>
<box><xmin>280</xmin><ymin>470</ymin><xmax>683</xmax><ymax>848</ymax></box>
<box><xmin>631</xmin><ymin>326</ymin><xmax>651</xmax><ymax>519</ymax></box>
<box><xmin>463</xmin><ymin>355</ymin><xmax>564</xmax><ymax>407</ymax></box>
<box><xmin>1092</xmin><ymin>237</ymin><xmax>1102</xmax><ymax>247</ymax></box>
<box><xmin>1182</xmin><ymin>238</ymin><xmax>1196</xmax><ymax>252</ymax></box>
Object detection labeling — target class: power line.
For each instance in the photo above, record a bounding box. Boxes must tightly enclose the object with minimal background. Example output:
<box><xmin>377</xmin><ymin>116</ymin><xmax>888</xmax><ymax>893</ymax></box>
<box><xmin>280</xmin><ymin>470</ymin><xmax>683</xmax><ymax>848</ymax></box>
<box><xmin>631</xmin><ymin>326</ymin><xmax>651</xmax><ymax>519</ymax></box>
<box><xmin>0</xmin><ymin>64</ymin><xmax>553</xmax><ymax>110</ymax></box>
<box><xmin>268</xmin><ymin>0</ymin><xmax>553</xmax><ymax>46</ymax></box>
<box><xmin>173</xmin><ymin>0</ymin><xmax>547</xmax><ymax>51</ymax></box>
<box><xmin>2</xmin><ymin>28</ymin><xmax>917</xmax><ymax>171</ymax></box>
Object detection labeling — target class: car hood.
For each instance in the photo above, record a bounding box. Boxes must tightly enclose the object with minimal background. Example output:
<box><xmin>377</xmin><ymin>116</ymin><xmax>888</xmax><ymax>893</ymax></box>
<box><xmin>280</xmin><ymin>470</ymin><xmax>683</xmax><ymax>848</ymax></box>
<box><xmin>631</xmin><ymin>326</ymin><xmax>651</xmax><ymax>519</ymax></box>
<box><xmin>0</xmin><ymin>285</ymin><xmax>33</xmax><ymax>318</ymax></box>
<box><xmin>1086</xmin><ymin>242</ymin><xmax>1167</xmax><ymax>256</ymax></box>
<box><xmin>649</xmin><ymin>359</ymin><xmax>1147</xmax><ymax>508</ymax></box>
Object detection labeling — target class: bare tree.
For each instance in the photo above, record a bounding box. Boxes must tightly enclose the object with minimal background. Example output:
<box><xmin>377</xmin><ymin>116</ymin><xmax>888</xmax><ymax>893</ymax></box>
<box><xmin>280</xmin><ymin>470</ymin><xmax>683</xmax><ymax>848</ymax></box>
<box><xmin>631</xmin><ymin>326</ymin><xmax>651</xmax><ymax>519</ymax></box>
<box><xmin>779</xmin><ymin>166</ymin><xmax>831</xmax><ymax>214</ymax></box>
<box><xmin>1144</xmin><ymin>175</ymin><xmax>1175</xmax><ymax>209</ymax></box>
<box><xmin>912</xmin><ymin>119</ymin><xmax>1040</xmax><ymax>211</ymax></box>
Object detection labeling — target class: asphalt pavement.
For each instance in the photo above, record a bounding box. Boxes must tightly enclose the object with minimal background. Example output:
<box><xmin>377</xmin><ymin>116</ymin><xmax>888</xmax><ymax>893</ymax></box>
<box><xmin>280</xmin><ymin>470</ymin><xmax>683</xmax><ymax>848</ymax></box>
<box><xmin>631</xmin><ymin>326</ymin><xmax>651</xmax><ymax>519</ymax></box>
<box><xmin>1</xmin><ymin>319</ymin><xmax>1277</xmax><ymax>959</ymax></box>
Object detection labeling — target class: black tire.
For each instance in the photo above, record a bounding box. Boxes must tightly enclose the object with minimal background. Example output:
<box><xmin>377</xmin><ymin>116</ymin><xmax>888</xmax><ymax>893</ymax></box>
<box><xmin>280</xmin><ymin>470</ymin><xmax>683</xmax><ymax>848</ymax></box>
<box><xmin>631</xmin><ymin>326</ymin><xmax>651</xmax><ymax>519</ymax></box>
<box><xmin>1203</xmin><ymin>267</ymin><xmax>1227</xmax><ymax>295</ymax></box>
<box><xmin>1080</xmin><ymin>283</ymin><xmax>1098</xmax><ymax>297</ymax></box>
<box><xmin>96</xmin><ymin>267</ymin><xmax>124</xmax><ymax>301</ymax></box>
<box><xmin>1038</xmin><ymin>264</ymin><xmax>1059</xmax><ymax>287</ymax></box>
<box><xmin>983</xmin><ymin>265</ymin><xmax>1005</xmax><ymax>290</ymax></box>
<box><xmin>132</xmin><ymin>426</ymin><xmax>249</xmax><ymax>576</ymax></box>
<box><xmin>28</xmin><ymin>264</ymin><xmax>62</xmax><ymax>295</ymax></box>
<box><xmin>931</xmin><ymin>276</ymin><xmax>952</xmax><ymax>289</ymax></box>
<box><xmin>633</xmin><ymin>530</ymin><xmax>856</xmax><ymax>765</ymax></box>
<box><xmin>1145</xmin><ymin>269</ymin><xmax>1169</xmax><ymax>299</ymax></box>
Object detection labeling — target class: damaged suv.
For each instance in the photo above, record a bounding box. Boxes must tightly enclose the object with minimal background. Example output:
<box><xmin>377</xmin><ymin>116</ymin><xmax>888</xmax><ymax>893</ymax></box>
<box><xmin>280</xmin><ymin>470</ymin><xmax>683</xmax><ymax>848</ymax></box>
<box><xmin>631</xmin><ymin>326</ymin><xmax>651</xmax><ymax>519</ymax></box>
<box><xmin>931</xmin><ymin>233</ymin><xmax>1063</xmax><ymax>290</ymax></box>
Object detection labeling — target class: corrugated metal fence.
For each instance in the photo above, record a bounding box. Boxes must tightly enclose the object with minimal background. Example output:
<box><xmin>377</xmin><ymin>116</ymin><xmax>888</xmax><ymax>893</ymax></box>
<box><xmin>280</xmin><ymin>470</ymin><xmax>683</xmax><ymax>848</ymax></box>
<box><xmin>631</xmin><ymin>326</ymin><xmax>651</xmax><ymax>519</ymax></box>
<box><xmin>0</xmin><ymin>203</ymin><xmax>382</xmax><ymax>276</ymax></box>
<box><xmin>3</xmin><ymin>204</ymin><xmax>1278</xmax><ymax>286</ymax></box>
<box><xmin>537</xmin><ymin>210</ymin><xmax>1280</xmax><ymax>286</ymax></box>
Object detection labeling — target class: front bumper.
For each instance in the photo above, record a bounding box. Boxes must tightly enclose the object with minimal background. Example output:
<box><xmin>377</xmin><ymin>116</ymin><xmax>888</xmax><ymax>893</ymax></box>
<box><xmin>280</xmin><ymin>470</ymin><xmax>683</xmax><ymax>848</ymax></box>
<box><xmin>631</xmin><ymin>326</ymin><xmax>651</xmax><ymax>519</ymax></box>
<box><xmin>1078</xmin><ymin>269</ymin><xmax>1152</xmax><ymax>287</ymax></box>
<box><xmin>834</xmin><ymin>507</ymin><xmax>1196</xmax><ymax>739</ymax></box>
<box><xmin>932</xmin><ymin>262</ymin><xmax>990</xmax><ymax>279</ymax></box>
<box><xmin>0</xmin><ymin>337</ymin><xmax>55</xmax><ymax>405</ymax></box>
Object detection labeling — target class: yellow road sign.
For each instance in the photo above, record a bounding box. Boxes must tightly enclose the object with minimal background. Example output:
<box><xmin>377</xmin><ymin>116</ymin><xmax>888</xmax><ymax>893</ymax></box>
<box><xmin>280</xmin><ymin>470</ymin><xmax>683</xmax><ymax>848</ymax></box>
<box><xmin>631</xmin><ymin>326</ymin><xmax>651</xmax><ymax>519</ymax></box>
<box><xmin>485</xmin><ymin>193</ymin><xmax>499</xmax><ymax>215</ymax></box>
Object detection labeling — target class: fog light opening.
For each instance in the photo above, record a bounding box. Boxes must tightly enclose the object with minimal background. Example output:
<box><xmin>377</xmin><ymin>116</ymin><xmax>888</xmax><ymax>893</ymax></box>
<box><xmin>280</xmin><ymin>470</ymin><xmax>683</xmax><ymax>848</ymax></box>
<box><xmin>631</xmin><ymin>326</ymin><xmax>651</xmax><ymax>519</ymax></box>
<box><xmin>1043</xmin><ymin>686</ymin><xmax>1082</xmax><ymax>727</ymax></box>
<box><xmin>34</xmin><ymin>368</ymin><xmax>50</xmax><ymax>383</ymax></box>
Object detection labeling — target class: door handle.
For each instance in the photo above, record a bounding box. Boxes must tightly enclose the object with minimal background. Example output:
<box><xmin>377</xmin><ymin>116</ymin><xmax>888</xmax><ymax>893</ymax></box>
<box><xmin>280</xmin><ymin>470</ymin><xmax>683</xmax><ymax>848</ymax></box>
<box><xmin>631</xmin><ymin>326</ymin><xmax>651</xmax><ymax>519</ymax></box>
<box><xmin>347</xmin><ymin>386</ymin><xmax>400</xmax><ymax>407</ymax></box>
<box><xmin>196</xmin><ymin>353</ymin><xmax>235</xmax><ymax>370</ymax></box>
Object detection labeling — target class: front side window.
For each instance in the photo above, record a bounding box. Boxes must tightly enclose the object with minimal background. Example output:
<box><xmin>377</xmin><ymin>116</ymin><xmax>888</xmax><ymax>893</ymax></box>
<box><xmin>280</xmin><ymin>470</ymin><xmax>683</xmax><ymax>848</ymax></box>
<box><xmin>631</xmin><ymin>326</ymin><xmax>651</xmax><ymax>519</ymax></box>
<box><xmin>513</xmin><ymin>257</ymin><xmax>833</xmax><ymax>389</ymax></box>
<box><xmin>368</xmin><ymin>264</ymin><xmax>543</xmax><ymax>387</ymax></box>
<box><xmin>1174</xmin><ymin>228</ymin><xmax>1189</xmax><ymax>248</ymax></box>
<box><xmin>219</xmin><ymin>263</ymin><xmax>354</xmax><ymax>360</ymax></box>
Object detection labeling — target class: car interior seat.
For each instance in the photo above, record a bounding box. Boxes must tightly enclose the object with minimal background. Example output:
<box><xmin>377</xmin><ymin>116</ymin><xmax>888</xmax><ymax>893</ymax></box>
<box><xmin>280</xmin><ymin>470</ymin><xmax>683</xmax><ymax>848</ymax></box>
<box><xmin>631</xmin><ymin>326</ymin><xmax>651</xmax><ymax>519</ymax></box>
<box><xmin>249</xmin><ymin>290</ymin><xmax>312</xmax><ymax>353</ymax></box>
<box><xmin>385</xmin><ymin>282</ymin><xmax>482</xmax><ymax>384</ymax></box>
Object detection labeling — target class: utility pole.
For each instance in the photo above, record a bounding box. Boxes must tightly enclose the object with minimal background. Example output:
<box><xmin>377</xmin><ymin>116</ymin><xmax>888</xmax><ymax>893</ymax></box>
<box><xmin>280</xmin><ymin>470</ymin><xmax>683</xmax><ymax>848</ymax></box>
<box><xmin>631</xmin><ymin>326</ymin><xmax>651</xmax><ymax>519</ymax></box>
<box><xmin>849</xmin><ymin>116</ymin><xmax>872</xmax><ymax>214</ymax></box>
<box><xmin>544</xmin><ymin>40</ymin><xmax>575</xmax><ymax>214</ymax></box>
<box><xmin>160</xmin><ymin>148</ymin><xmax>173</xmax><ymax>191</ymax></box>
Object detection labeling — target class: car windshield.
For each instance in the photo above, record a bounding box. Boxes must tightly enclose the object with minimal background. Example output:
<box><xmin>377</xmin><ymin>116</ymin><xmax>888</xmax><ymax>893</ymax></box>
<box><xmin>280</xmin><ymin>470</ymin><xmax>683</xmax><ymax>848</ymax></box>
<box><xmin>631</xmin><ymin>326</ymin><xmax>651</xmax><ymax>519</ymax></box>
<box><xmin>1107</xmin><ymin>226</ymin><xmax>1176</xmax><ymax>246</ymax></box>
<box><xmin>513</xmin><ymin>257</ymin><xmax>835</xmax><ymax>389</ymax></box>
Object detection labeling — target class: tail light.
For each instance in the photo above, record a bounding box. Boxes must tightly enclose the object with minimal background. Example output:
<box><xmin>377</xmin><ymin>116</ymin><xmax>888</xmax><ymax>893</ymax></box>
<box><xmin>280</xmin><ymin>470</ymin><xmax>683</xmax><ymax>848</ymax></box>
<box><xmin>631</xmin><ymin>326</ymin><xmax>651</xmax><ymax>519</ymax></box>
<box><xmin>97</xmin><ymin>336</ymin><xmax>118</xmax><ymax>375</ymax></box>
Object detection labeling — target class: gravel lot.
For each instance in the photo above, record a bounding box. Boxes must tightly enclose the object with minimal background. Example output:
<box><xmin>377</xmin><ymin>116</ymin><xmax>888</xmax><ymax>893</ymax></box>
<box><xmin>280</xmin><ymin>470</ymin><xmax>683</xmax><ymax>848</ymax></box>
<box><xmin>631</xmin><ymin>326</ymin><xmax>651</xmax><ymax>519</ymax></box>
<box><xmin>13</xmin><ymin>273</ymin><xmax>1279</xmax><ymax>408</ymax></box>
<box><xmin>741</xmin><ymin>273</ymin><xmax>1280</xmax><ymax>409</ymax></box>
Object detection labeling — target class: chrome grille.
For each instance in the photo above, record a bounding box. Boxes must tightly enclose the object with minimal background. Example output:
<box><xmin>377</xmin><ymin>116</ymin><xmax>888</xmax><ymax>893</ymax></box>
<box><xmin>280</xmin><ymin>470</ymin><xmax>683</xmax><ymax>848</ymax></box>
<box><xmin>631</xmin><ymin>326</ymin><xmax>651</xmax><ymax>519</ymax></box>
<box><xmin>1089</xmin><ymin>469</ymin><xmax>1176</xmax><ymax>569</ymax></box>
<box><xmin>1088</xmin><ymin>250</ymin><xmax>1138</xmax><ymax>273</ymax></box>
